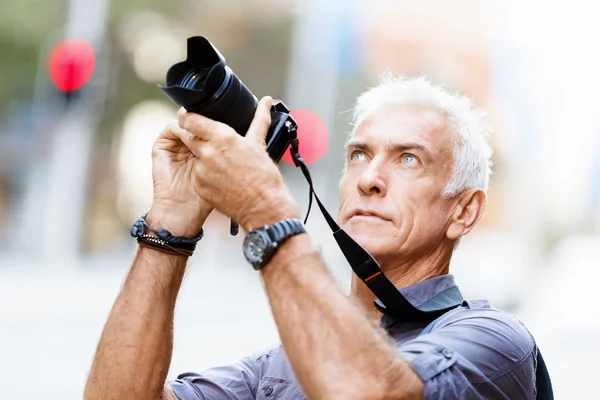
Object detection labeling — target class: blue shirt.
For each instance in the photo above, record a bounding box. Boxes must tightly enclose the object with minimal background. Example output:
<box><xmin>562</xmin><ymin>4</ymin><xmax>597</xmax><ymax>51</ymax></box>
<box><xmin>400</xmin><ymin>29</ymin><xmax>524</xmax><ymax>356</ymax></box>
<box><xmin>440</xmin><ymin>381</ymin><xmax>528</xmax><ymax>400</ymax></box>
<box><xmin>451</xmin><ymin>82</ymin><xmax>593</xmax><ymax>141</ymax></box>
<box><xmin>170</xmin><ymin>274</ymin><xmax>537</xmax><ymax>399</ymax></box>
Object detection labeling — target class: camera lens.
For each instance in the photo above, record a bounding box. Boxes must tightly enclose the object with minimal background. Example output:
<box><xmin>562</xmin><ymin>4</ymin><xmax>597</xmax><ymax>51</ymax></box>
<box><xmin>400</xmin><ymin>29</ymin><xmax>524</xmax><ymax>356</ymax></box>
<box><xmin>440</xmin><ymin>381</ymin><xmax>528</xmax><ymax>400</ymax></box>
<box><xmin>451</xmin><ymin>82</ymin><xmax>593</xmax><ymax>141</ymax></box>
<box><xmin>179</xmin><ymin>67</ymin><xmax>210</xmax><ymax>90</ymax></box>
<box><xmin>159</xmin><ymin>37</ymin><xmax>258</xmax><ymax>136</ymax></box>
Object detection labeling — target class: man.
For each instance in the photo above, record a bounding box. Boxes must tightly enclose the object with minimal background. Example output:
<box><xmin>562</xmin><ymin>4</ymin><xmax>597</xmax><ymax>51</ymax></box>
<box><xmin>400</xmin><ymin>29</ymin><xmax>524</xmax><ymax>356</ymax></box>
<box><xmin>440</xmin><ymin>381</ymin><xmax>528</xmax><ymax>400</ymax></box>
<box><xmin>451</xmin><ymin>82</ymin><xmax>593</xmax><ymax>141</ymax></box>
<box><xmin>85</xmin><ymin>75</ymin><xmax>537</xmax><ymax>399</ymax></box>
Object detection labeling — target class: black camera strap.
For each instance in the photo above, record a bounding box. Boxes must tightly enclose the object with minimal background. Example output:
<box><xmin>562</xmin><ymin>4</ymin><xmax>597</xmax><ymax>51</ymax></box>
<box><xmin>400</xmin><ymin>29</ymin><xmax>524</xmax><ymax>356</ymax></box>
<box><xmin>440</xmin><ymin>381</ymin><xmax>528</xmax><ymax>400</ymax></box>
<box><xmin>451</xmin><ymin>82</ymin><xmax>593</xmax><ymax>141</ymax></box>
<box><xmin>288</xmin><ymin>138</ymin><xmax>462</xmax><ymax>322</ymax></box>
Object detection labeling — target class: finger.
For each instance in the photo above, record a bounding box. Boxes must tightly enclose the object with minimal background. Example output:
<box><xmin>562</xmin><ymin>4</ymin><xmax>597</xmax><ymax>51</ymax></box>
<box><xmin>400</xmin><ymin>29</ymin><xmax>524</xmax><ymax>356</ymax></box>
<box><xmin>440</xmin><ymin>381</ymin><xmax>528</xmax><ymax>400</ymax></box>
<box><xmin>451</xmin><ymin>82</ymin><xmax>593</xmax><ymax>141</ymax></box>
<box><xmin>159</xmin><ymin>120</ymin><xmax>182</xmax><ymax>140</ymax></box>
<box><xmin>178</xmin><ymin>110</ymin><xmax>233</xmax><ymax>142</ymax></box>
<box><xmin>176</xmin><ymin>107</ymin><xmax>187</xmax><ymax>119</ymax></box>
<box><xmin>246</xmin><ymin>96</ymin><xmax>273</xmax><ymax>145</ymax></box>
<box><xmin>168</xmin><ymin>123</ymin><xmax>204</xmax><ymax>158</ymax></box>
<box><xmin>152</xmin><ymin>121</ymin><xmax>177</xmax><ymax>156</ymax></box>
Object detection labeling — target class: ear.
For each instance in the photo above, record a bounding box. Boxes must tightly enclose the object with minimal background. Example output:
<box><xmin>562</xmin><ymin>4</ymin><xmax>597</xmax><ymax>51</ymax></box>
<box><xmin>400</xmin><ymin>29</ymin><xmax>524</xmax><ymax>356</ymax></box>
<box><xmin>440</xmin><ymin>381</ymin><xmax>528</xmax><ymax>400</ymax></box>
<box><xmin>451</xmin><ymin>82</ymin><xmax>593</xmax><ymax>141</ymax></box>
<box><xmin>446</xmin><ymin>189</ymin><xmax>487</xmax><ymax>240</ymax></box>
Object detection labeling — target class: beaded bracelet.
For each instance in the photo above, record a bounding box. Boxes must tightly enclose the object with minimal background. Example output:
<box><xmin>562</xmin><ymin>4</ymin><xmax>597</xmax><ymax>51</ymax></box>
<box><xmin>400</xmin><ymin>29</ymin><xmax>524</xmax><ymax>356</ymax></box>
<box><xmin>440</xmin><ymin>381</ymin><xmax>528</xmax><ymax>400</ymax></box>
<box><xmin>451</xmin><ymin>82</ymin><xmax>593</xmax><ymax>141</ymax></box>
<box><xmin>130</xmin><ymin>213</ymin><xmax>204</xmax><ymax>256</ymax></box>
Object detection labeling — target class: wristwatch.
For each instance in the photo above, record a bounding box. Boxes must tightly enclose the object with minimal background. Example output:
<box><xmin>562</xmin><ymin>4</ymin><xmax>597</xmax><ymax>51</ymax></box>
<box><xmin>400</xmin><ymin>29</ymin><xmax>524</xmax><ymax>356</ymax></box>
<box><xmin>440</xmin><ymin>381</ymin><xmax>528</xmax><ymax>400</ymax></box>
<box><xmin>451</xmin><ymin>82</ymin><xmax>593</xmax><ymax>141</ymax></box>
<box><xmin>243</xmin><ymin>218</ymin><xmax>306</xmax><ymax>270</ymax></box>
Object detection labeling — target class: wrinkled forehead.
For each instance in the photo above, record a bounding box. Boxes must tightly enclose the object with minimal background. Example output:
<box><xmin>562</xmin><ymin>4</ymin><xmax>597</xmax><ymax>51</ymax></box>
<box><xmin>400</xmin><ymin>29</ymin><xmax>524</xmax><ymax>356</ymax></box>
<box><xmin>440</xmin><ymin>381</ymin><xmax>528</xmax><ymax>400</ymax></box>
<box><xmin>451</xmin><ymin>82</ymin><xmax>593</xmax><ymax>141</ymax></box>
<box><xmin>350</xmin><ymin>104</ymin><xmax>458</xmax><ymax>157</ymax></box>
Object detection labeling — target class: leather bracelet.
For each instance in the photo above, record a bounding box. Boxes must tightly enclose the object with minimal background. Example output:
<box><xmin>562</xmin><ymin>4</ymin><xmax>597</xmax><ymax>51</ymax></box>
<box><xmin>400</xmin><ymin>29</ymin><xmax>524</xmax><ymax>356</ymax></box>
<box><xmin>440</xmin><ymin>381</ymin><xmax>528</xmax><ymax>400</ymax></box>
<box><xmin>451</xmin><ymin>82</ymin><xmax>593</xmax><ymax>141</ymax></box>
<box><xmin>137</xmin><ymin>235</ymin><xmax>194</xmax><ymax>257</ymax></box>
<box><xmin>130</xmin><ymin>213</ymin><xmax>204</xmax><ymax>250</ymax></box>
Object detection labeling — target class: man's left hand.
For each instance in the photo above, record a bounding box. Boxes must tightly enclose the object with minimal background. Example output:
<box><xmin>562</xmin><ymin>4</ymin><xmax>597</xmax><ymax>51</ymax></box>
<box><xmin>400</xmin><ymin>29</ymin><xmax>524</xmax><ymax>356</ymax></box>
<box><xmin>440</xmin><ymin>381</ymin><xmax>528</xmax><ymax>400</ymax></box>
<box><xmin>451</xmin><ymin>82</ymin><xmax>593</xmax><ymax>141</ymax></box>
<box><xmin>173</xmin><ymin>96</ymin><xmax>300</xmax><ymax>232</ymax></box>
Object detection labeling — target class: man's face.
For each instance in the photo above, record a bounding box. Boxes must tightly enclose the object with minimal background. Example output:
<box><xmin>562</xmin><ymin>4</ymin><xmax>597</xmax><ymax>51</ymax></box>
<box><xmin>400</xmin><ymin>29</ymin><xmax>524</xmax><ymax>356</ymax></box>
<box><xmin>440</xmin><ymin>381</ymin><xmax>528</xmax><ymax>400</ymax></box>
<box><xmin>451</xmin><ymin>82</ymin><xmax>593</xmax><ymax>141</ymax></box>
<box><xmin>338</xmin><ymin>104</ymin><xmax>458</xmax><ymax>265</ymax></box>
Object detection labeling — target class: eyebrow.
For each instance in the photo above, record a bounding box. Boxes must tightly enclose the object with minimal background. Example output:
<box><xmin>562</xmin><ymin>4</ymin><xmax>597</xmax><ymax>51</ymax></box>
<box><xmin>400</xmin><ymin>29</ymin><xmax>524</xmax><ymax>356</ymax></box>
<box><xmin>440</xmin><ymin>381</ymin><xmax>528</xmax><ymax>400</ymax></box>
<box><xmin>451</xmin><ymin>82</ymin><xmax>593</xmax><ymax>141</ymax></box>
<box><xmin>346</xmin><ymin>139</ymin><xmax>432</xmax><ymax>161</ymax></box>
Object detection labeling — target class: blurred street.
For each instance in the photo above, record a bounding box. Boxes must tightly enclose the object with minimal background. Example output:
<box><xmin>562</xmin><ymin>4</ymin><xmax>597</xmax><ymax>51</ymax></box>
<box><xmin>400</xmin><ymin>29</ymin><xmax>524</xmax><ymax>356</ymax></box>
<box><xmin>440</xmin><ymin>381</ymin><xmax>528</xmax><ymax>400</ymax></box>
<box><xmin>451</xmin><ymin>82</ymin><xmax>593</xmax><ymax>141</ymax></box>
<box><xmin>1</xmin><ymin>230</ymin><xmax>599</xmax><ymax>399</ymax></box>
<box><xmin>0</xmin><ymin>251</ymin><xmax>281</xmax><ymax>399</ymax></box>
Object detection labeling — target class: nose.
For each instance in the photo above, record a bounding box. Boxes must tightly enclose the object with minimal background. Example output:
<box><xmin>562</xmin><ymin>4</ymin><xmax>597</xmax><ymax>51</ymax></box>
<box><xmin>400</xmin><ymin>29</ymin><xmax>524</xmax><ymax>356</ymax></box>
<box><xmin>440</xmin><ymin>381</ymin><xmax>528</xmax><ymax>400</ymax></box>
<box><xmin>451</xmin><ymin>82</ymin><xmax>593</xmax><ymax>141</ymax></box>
<box><xmin>357</xmin><ymin>161</ymin><xmax>388</xmax><ymax>197</ymax></box>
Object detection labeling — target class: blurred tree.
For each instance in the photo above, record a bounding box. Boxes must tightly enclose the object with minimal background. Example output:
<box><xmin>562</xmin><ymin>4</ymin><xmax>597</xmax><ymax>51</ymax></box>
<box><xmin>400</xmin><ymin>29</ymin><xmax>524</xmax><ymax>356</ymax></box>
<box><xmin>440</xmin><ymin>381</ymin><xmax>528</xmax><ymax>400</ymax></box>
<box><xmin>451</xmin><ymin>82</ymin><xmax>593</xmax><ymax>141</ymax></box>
<box><xmin>0</xmin><ymin>0</ymin><xmax>67</xmax><ymax>114</ymax></box>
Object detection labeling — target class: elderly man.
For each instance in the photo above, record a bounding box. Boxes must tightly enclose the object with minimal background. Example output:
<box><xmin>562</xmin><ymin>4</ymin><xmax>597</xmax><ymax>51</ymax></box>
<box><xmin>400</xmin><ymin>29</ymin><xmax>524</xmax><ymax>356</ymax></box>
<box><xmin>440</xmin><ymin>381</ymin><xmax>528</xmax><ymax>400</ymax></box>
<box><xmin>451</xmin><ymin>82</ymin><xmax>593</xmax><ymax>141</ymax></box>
<box><xmin>85</xmin><ymin>75</ymin><xmax>538</xmax><ymax>399</ymax></box>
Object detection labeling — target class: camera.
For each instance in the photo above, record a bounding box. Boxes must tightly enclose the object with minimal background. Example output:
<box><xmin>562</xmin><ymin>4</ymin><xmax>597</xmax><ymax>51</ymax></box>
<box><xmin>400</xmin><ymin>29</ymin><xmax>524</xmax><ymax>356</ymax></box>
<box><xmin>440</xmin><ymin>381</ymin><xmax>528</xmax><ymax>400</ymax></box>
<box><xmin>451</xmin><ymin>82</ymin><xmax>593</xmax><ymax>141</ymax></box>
<box><xmin>159</xmin><ymin>36</ymin><xmax>297</xmax><ymax>162</ymax></box>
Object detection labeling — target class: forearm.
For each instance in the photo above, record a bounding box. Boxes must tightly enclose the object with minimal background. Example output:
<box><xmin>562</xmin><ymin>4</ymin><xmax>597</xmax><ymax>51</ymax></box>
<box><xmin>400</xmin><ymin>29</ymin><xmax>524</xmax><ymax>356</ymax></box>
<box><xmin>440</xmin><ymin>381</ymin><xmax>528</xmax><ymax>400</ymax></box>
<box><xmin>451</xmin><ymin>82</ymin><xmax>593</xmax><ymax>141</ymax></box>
<box><xmin>261</xmin><ymin>235</ymin><xmax>422</xmax><ymax>400</ymax></box>
<box><xmin>84</xmin><ymin>247</ymin><xmax>187</xmax><ymax>400</ymax></box>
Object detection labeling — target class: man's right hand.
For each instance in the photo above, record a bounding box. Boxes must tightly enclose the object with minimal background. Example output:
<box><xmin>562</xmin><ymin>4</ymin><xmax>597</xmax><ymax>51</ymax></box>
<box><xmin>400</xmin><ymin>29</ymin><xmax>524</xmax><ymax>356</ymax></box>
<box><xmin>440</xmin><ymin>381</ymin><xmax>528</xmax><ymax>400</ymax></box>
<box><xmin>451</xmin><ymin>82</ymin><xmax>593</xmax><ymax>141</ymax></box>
<box><xmin>147</xmin><ymin>109</ymin><xmax>213</xmax><ymax>237</ymax></box>
<box><xmin>85</xmin><ymin>109</ymin><xmax>214</xmax><ymax>400</ymax></box>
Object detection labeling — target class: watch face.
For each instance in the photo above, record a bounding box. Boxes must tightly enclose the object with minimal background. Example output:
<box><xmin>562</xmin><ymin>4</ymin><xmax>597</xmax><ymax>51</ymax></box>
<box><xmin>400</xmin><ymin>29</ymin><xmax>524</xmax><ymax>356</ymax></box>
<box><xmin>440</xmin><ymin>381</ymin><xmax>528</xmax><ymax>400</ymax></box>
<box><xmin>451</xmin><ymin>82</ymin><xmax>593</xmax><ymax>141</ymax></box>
<box><xmin>243</xmin><ymin>230</ymin><xmax>272</xmax><ymax>267</ymax></box>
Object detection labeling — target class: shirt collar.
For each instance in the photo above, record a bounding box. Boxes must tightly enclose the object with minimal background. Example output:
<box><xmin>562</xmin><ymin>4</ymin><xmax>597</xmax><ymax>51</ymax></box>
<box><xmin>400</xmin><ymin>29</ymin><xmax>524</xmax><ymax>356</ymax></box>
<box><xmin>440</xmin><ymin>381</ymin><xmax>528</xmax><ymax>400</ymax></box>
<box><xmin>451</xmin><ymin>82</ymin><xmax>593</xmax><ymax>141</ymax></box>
<box><xmin>378</xmin><ymin>274</ymin><xmax>463</xmax><ymax>328</ymax></box>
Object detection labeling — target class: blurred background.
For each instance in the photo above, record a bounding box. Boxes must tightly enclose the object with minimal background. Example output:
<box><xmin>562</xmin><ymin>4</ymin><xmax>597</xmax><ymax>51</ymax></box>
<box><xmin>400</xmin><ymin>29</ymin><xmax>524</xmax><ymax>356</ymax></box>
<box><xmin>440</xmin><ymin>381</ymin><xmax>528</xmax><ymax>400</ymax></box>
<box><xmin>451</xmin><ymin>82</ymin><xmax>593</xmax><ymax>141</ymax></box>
<box><xmin>1</xmin><ymin>0</ymin><xmax>598</xmax><ymax>398</ymax></box>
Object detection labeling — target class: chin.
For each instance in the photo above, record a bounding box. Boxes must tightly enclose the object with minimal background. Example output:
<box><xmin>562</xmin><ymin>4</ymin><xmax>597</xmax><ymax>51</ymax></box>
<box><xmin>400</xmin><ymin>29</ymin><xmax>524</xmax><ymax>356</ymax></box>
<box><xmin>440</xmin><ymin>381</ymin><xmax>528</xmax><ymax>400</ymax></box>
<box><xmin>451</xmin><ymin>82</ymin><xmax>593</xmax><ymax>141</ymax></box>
<box><xmin>342</xmin><ymin>219</ymin><xmax>399</xmax><ymax>258</ymax></box>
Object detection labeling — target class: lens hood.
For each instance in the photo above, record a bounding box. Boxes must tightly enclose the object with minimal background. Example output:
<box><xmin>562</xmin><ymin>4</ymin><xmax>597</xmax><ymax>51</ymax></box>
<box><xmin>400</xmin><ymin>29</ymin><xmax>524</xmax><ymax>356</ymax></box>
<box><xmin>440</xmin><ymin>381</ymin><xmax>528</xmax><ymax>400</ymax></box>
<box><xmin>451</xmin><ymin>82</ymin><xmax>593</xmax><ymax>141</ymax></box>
<box><xmin>159</xmin><ymin>36</ymin><xmax>258</xmax><ymax>135</ymax></box>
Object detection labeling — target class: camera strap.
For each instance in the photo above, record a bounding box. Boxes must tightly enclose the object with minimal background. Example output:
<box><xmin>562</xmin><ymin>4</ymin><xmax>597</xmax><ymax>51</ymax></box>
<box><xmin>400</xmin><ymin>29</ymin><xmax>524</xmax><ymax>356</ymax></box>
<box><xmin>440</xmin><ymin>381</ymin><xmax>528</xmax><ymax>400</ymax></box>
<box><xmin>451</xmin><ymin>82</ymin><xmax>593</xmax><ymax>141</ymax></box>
<box><xmin>289</xmin><ymin>138</ymin><xmax>462</xmax><ymax>322</ymax></box>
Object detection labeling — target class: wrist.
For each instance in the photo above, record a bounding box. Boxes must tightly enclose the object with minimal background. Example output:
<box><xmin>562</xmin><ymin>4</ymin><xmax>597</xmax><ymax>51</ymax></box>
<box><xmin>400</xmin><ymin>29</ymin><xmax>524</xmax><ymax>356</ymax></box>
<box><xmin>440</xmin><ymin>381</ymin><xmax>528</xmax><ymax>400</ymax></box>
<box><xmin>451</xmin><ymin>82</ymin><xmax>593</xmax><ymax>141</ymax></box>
<box><xmin>137</xmin><ymin>244</ymin><xmax>190</xmax><ymax>261</ymax></box>
<box><xmin>240</xmin><ymin>198</ymin><xmax>301</xmax><ymax>233</ymax></box>
<box><xmin>147</xmin><ymin>203</ymin><xmax>209</xmax><ymax>237</ymax></box>
<box><xmin>261</xmin><ymin>234</ymin><xmax>316</xmax><ymax>277</ymax></box>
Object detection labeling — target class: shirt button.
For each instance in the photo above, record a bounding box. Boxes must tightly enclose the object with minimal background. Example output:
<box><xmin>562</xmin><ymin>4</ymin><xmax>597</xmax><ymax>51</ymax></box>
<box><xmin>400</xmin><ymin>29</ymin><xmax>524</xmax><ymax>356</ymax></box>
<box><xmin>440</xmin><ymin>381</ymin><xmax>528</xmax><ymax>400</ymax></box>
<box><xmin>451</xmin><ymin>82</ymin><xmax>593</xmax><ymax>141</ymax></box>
<box><xmin>264</xmin><ymin>386</ymin><xmax>274</xmax><ymax>396</ymax></box>
<box><xmin>442</xmin><ymin>348</ymin><xmax>453</xmax><ymax>359</ymax></box>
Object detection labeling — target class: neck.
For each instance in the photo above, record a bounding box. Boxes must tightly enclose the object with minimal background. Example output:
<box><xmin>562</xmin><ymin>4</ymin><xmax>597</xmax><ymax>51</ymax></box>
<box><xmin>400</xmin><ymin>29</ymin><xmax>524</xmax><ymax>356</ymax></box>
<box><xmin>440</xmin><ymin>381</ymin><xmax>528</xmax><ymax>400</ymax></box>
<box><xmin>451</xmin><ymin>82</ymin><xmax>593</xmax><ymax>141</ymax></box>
<box><xmin>350</xmin><ymin>244</ymin><xmax>452</xmax><ymax>324</ymax></box>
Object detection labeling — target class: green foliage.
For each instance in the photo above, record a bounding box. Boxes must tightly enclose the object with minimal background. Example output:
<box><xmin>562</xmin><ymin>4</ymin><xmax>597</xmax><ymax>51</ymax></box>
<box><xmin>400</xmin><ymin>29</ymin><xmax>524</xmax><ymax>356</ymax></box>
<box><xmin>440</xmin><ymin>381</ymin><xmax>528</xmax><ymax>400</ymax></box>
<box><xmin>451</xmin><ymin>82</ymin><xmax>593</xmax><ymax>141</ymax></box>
<box><xmin>0</xmin><ymin>0</ymin><xmax>66</xmax><ymax>113</ymax></box>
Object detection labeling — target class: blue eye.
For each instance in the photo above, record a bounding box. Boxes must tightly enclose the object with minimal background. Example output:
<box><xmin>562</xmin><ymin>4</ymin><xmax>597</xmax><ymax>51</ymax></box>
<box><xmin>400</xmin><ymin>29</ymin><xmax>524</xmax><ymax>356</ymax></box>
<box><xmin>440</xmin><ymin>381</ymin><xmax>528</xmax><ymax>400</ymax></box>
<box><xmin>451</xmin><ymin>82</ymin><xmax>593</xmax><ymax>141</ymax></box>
<box><xmin>402</xmin><ymin>154</ymin><xmax>416</xmax><ymax>164</ymax></box>
<box><xmin>351</xmin><ymin>151</ymin><xmax>367</xmax><ymax>161</ymax></box>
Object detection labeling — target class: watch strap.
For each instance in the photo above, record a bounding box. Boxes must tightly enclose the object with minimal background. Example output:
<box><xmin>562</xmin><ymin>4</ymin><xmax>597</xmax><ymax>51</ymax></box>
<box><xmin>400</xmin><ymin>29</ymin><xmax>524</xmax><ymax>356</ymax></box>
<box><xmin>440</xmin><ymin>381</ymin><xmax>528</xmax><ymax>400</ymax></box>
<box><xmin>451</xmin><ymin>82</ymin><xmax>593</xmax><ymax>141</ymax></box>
<box><xmin>245</xmin><ymin>218</ymin><xmax>306</xmax><ymax>270</ymax></box>
<box><xmin>265</xmin><ymin>218</ymin><xmax>305</xmax><ymax>244</ymax></box>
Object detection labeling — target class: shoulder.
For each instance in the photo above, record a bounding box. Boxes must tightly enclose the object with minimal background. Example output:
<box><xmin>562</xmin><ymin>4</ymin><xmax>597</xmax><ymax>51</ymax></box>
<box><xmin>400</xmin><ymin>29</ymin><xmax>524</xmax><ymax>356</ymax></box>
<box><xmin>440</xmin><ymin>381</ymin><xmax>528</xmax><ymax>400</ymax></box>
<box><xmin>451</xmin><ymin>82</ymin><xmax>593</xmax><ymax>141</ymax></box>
<box><xmin>251</xmin><ymin>344</ymin><xmax>282</xmax><ymax>362</ymax></box>
<box><xmin>431</xmin><ymin>299</ymin><xmax>535</xmax><ymax>363</ymax></box>
<box><xmin>397</xmin><ymin>299</ymin><xmax>537</xmax><ymax>398</ymax></box>
<box><xmin>247</xmin><ymin>344</ymin><xmax>286</xmax><ymax>375</ymax></box>
<box><xmin>169</xmin><ymin>345</ymin><xmax>289</xmax><ymax>400</ymax></box>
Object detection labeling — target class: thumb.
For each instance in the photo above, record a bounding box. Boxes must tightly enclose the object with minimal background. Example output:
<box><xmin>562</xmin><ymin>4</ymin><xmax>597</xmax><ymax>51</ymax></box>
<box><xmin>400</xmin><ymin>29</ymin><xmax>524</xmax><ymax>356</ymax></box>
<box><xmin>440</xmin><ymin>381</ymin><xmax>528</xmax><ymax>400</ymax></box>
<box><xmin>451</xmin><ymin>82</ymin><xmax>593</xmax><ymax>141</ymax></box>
<box><xmin>246</xmin><ymin>96</ymin><xmax>273</xmax><ymax>146</ymax></box>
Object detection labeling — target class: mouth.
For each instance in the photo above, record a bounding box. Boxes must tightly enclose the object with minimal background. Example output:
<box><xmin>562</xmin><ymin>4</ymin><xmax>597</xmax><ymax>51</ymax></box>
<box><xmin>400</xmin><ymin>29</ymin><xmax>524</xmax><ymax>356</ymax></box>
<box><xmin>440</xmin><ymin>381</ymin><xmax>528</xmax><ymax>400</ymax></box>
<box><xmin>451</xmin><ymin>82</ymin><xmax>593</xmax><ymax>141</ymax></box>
<box><xmin>350</xmin><ymin>209</ymin><xmax>390</xmax><ymax>222</ymax></box>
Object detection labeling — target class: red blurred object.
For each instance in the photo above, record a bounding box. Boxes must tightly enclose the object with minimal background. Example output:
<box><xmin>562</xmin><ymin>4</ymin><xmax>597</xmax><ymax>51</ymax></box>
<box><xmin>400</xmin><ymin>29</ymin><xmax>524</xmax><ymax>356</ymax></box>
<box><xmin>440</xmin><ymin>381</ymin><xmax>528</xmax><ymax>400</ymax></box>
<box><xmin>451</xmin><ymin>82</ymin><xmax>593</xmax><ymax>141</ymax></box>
<box><xmin>282</xmin><ymin>109</ymin><xmax>329</xmax><ymax>165</ymax></box>
<box><xmin>48</xmin><ymin>39</ymin><xmax>95</xmax><ymax>92</ymax></box>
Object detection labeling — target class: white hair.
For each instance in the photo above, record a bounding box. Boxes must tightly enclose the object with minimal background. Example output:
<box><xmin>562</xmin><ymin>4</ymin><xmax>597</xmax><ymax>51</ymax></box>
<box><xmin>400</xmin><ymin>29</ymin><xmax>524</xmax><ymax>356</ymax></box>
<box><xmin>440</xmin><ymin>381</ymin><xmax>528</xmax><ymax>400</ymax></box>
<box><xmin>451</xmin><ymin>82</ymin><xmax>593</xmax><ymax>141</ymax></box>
<box><xmin>350</xmin><ymin>73</ymin><xmax>493</xmax><ymax>197</ymax></box>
